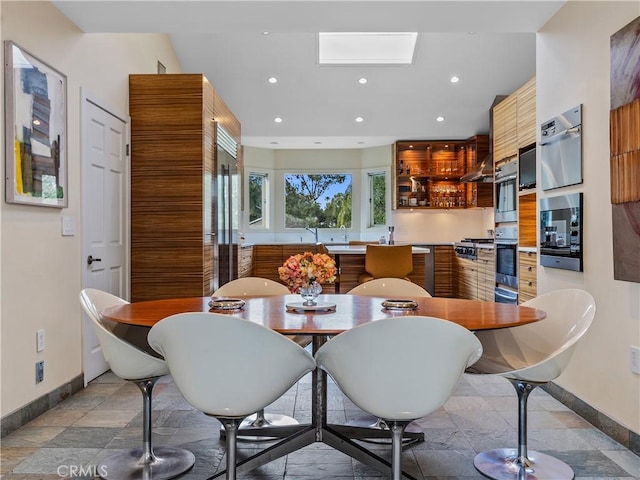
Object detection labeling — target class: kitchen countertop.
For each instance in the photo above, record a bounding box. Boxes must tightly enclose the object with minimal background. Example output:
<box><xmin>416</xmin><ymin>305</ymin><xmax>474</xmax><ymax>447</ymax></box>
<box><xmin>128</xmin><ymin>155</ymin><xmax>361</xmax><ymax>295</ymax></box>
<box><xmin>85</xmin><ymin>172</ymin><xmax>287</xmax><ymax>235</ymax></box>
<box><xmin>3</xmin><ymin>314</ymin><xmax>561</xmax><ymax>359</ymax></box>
<box><xmin>326</xmin><ymin>245</ymin><xmax>431</xmax><ymax>254</ymax></box>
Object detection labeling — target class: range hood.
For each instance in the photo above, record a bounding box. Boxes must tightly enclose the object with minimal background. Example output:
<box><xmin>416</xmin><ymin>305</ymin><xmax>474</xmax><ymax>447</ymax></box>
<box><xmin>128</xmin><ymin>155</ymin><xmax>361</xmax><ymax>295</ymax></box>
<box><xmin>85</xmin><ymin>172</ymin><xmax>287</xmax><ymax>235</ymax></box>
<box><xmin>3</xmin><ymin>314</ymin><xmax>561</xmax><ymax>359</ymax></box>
<box><xmin>460</xmin><ymin>154</ymin><xmax>494</xmax><ymax>183</ymax></box>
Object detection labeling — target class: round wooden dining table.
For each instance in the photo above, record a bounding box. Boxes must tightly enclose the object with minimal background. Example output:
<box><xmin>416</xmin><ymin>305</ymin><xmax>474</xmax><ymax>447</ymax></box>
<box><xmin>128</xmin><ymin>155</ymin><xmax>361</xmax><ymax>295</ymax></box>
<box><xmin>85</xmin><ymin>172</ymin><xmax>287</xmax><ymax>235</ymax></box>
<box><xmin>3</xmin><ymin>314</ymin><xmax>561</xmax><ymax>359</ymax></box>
<box><xmin>102</xmin><ymin>294</ymin><xmax>545</xmax><ymax>480</ymax></box>
<box><xmin>102</xmin><ymin>293</ymin><xmax>544</xmax><ymax>332</ymax></box>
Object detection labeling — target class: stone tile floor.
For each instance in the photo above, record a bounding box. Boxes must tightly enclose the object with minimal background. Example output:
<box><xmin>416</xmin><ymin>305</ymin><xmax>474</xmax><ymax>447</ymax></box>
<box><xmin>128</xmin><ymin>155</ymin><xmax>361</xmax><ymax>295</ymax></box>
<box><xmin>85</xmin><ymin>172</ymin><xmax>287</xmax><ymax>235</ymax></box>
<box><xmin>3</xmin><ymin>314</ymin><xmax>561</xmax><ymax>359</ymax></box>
<box><xmin>1</xmin><ymin>370</ymin><xmax>638</xmax><ymax>479</ymax></box>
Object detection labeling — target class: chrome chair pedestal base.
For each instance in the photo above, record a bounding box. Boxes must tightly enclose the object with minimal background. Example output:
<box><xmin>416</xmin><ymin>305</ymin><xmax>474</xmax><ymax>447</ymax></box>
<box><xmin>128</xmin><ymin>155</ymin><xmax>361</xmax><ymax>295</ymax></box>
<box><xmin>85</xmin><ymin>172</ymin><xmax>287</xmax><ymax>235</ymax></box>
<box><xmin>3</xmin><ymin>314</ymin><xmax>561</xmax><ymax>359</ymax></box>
<box><xmin>98</xmin><ymin>447</ymin><xmax>196</xmax><ymax>480</ymax></box>
<box><xmin>220</xmin><ymin>410</ymin><xmax>299</xmax><ymax>440</ymax></box>
<box><xmin>339</xmin><ymin>417</ymin><xmax>424</xmax><ymax>444</ymax></box>
<box><xmin>474</xmin><ymin>448</ymin><xmax>575</xmax><ymax>480</ymax></box>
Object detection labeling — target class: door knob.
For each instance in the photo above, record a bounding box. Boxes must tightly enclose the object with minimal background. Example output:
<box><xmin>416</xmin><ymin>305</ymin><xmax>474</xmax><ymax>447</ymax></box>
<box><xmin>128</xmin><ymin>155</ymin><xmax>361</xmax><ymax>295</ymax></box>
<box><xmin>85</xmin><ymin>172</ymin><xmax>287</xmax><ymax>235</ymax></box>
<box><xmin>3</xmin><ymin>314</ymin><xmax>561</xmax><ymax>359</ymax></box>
<box><xmin>87</xmin><ymin>255</ymin><xmax>102</xmax><ymax>265</ymax></box>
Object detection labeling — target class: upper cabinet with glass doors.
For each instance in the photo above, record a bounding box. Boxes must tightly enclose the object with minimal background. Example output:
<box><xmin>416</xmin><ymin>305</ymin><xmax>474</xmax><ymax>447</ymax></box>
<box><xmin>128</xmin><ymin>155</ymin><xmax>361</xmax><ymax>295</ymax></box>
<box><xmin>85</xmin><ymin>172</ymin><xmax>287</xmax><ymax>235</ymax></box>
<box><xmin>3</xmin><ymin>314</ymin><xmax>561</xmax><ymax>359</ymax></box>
<box><xmin>393</xmin><ymin>135</ymin><xmax>491</xmax><ymax>210</ymax></box>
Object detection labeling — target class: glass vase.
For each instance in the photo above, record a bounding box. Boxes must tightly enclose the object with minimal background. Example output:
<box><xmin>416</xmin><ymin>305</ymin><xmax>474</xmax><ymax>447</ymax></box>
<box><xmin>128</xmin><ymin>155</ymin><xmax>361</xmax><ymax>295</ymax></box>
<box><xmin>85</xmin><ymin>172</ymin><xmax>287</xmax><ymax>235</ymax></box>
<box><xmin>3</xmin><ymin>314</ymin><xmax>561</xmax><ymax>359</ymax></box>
<box><xmin>299</xmin><ymin>281</ymin><xmax>322</xmax><ymax>306</ymax></box>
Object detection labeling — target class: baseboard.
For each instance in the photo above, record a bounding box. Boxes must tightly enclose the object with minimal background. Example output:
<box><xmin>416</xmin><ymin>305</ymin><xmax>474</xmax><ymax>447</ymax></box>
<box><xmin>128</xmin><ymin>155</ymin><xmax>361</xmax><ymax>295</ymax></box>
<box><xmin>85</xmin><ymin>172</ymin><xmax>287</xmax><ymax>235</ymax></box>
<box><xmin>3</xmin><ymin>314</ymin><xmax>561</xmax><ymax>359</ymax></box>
<box><xmin>1</xmin><ymin>374</ymin><xmax>84</xmax><ymax>438</ymax></box>
<box><xmin>543</xmin><ymin>382</ymin><xmax>639</xmax><ymax>456</ymax></box>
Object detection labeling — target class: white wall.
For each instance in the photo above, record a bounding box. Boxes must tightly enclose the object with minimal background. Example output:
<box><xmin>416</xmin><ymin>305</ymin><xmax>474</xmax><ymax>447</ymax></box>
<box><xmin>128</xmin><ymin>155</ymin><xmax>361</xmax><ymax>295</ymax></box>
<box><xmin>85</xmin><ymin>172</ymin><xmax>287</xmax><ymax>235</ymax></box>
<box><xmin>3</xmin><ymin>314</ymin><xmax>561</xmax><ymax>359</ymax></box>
<box><xmin>243</xmin><ymin>145</ymin><xmax>492</xmax><ymax>244</ymax></box>
<box><xmin>0</xmin><ymin>1</ymin><xmax>182</xmax><ymax>417</ymax></box>
<box><xmin>537</xmin><ymin>1</ymin><xmax>640</xmax><ymax>433</ymax></box>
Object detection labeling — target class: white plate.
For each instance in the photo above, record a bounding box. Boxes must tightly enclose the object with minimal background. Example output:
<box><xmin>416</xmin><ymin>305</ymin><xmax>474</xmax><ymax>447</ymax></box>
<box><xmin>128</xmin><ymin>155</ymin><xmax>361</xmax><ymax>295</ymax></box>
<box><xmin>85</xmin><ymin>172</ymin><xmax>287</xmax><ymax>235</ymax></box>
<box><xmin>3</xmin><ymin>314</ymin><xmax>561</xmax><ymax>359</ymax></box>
<box><xmin>286</xmin><ymin>302</ymin><xmax>337</xmax><ymax>312</ymax></box>
<box><xmin>209</xmin><ymin>298</ymin><xmax>246</xmax><ymax>310</ymax></box>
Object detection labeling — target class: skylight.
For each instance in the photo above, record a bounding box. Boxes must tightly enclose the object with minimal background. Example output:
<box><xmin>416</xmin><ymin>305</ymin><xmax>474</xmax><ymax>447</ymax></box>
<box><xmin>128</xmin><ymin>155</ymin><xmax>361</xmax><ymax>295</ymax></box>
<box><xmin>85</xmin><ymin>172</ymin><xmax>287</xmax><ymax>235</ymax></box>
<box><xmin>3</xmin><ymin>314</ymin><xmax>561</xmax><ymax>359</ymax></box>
<box><xmin>318</xmin><ymin>32</ymin><xmax>418</xmax><ymax>65</ymax></box>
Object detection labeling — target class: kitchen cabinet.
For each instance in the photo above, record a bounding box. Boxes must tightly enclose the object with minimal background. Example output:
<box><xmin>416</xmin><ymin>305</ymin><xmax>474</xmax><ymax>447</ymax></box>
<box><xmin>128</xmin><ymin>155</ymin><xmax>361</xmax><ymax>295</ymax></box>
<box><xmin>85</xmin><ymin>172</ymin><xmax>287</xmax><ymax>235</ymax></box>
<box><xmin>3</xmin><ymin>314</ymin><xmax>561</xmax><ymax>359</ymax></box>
<box><xmin>518</xmin><ymin>250</ymin><xmax>537</xmax><ymax>303</ymax></box>
<box><xmin>252</xmin><ymin>244</ymin><xmax>337</xmax><ymax>292</ymax></box>
<box><xmin>464</xmin><ymin>135</ymin><xmax>493</xmax><ymax>208</ymax></box>
<box><xmin>393</xmin><ymin>136</ymin><xmax>490</xmax><ymax>210</ymax></box>
<box><xmin>129</xmin><ymin>74</ymin><xmax>240</xmax><ymax>301</ymax></box>
<box><xmin>493</xmin><ymin>95</ymin><xmax>518</xmax><ymax>163</ymax></box>
<box><xmin>455</xmin><ymin>256</ymin><xmax>478</xmax><ymax>300</ymax></box>
<box><xmin>517</xmin><ymin>77</ymin><xmax>536</xmax><ymax>148</ymax></box>
<box><xmin>477</xmin><ymin>248</ymin><xmax>495</xmax><ymax>302</ymax></box>
<box><xmin>518</xmin><ymin>192</ymin><xmax>537</xmax><ymax>247</ymax></box>
<box><xmin>434</xmin><ymin>245</ymin><xmax>454</xmax><ymax>298</ymax></box>
<box><xmin>236</xmin><ymin>245</ymin><xmax>254</xmax><ymax>278</ymax></box>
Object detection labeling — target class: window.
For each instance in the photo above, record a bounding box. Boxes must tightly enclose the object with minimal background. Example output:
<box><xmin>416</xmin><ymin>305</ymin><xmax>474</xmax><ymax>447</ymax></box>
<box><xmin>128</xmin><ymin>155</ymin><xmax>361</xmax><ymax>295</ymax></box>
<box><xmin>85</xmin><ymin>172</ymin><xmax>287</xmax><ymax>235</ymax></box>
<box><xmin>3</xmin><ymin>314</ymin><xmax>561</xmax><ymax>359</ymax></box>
<box><xmin>284</xmin><ymin>174</ymin><xmax>352</xmax><ymax>228</ymax></box>
<box><xmin>368</xmin><ymin>172</ymin><xmax>386</xmax><ymax>227</ymax></box>
<box><xmin>249</xmin><ymin>172</ymin><xmax>268</xmax><ymax>228</ymax></box>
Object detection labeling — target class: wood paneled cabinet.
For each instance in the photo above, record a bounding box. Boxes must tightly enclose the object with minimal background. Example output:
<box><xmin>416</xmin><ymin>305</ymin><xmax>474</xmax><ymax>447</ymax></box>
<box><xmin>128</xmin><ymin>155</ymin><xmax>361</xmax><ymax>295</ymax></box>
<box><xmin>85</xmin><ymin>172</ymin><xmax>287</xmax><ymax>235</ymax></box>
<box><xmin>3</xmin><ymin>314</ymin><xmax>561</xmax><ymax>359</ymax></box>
<box><xmin>456</xmin><ymin>257</ymin><xmax>478</xmax><ymax>300</ymax></box>
<box><xmin>493</xmin><ymin>95</ymin><xmax>518</xmax><ymax>163</ymax></box>
<box><xmin>434</xmin><ymin>246</ymin><xmax>454</xmax><ymax>298</ymax></box>
<box><xmin>477</xmin><ymin>248</ymin><xmax>495</xmax><ymax>302</ymax></box>
<box><xmin>454</xmin><ymin>247</ymin><xmax>494</xmax><ymax>301</ymax></box>
<box><xmin>518</xmin><ymin>250</ymin><xmax>537</xmax><ymax>304</ymax></box>
<box><xmin>517</xmin><ymin>77</ymin><xmax>536</xmax><ymax>148</ymax></box>
<box><xmin>237</xmin><ymin>245</ymin><xmax>254</xmax><ymax>278</ymax></box>
<box><xmin>394</xmin><ymin>135</ymin><xmax>490</xmax><ymax>209</ymax></box>
<box><xmin>129</xmin><ymin>74</ymin><xmax>240</xmax><ymax>302</ymax></box>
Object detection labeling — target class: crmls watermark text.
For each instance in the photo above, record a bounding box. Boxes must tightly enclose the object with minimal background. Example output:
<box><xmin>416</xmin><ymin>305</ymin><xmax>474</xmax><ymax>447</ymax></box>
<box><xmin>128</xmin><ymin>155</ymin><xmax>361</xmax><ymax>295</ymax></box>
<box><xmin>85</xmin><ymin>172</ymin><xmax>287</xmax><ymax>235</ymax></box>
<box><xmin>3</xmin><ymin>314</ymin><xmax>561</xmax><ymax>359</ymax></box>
<box><xmin>57</xmin><ymin>464</ymin><xmax>107</xmax><ymax>478</ymax></box>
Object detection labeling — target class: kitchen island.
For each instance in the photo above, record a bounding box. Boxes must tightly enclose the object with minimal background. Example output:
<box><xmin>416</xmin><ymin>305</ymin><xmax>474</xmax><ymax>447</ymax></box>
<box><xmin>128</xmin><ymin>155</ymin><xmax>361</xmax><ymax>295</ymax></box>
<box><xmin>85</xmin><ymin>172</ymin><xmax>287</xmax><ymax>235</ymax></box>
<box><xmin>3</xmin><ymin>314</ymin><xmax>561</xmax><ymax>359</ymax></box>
<box><xmin>326</xmin><ymin>245</ymin><xmax>430</xmax><ymax>293</ymax></box>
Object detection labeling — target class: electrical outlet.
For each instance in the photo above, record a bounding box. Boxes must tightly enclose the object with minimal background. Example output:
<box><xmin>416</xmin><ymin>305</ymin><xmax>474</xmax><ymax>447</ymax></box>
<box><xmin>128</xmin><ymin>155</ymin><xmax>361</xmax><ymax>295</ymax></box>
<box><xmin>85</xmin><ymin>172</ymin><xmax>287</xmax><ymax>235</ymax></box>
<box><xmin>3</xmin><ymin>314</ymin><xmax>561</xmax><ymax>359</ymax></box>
<box><xmin>630</xmin><ymin>346</ymin><xmax>640</xmax><ymax>375</ymax></box>
<box><xmin>36</xmin><ymin>329</ymin><xmax>45</xmax><ymax>352</ymax></box>
<box><xmin>36</xmin><ymin>361</ymin><xmax>44</xmax><ymax>383</ymax></box>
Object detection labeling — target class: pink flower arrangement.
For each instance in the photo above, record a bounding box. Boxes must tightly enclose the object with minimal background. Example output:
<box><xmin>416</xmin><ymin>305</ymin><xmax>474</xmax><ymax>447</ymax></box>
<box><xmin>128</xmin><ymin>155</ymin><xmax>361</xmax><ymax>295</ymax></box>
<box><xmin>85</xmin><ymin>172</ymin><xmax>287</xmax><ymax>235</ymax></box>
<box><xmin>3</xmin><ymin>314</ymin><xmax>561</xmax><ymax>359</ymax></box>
<box><xmin>278</xmin><ymin>252</ymin><xmax>337</xmax><ymax>293</ymax></box>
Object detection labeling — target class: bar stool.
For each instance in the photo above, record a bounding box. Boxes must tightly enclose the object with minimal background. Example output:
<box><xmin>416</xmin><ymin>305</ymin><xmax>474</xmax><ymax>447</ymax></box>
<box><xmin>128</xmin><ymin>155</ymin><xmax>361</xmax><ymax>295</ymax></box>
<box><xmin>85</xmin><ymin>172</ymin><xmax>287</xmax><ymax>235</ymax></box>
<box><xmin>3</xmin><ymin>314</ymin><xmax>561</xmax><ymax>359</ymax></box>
<box><xmin>315</xmin><ymin>316</ymin><xmax>482</xmax><ymax>480</ymax></box>
<box><xmin>467</xmin><ymin>289</ymin><xmax>596</xmax><ymax>480</ymax></box>
<box><xmin>79</xmin><ymin>289</ymin><xmax>195</xmax><ymax>480</ymax></box>
<box><xmin>358</xmin><ymin>244</ymin><xmax>413</xmax><ymax>283</ymax></box>
<box><xmin>148</xmin><ymin>312</ymin><xmax>315</xmax><ymax>480</ymax></box>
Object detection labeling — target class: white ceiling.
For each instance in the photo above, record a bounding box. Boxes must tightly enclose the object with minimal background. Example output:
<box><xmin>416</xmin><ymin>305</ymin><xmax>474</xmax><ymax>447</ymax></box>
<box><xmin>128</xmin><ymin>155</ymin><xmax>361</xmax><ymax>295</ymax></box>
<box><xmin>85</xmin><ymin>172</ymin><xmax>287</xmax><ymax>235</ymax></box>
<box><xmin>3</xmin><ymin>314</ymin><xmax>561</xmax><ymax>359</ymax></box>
<box><xmin>53</xmin><ymin>1</ymin><xmax>565</xmax><ymax>149</ymax></box>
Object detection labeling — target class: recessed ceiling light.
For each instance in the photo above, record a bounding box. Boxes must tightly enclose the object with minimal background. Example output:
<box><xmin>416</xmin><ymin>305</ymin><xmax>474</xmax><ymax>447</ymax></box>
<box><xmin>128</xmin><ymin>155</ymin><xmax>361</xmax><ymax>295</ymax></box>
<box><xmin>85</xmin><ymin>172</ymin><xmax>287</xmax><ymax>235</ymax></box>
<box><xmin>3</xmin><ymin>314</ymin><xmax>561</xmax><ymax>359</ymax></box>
<box><xmin>263</xmin><ymin>32</ymin><xmax>270</xmax><ymax>35</ymax></box>
<box><xmin>358</xmin><ymin>77</ymin><xmax>368</xmax><ymax>84</ymax></box>
<box><xmin>450</xmin><ymin>76</ymin><xmax>460</xmax><ymax>84</ymax></box>
<box><xmin>409</xmin><ymin>144</ymin><xmax>414</xmax><ymax>149</ymax></box>
<box><xmin>436</xmin><ymin>116</ymin><xmax>445</xmax><ymax>122</ymax></box>
<box><xmin>318</xmin><ymin>32</ymin><xmax>418</xmax><ymax>65</ymax></box>
<box><xmin>355</xmin><ymin>116</ymin><xmax>364</xmax><ymax>123</ymax></box>
<box><xmin>268</xmin><ymin>77</ymin><xmax>278</xmax><ymax>84</ymax></box>
<box><xmin>274</xmin><ymin>117</ymin><xmax>283</xmax><ymax>123</ymax></box>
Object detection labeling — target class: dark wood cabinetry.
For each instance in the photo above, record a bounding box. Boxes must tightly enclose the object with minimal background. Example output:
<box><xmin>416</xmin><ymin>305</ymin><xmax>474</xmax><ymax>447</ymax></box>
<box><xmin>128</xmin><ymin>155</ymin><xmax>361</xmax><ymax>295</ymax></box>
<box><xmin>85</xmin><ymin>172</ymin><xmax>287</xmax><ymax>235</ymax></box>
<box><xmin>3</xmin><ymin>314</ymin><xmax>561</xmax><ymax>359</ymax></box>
<box><xmin>129</xmin><ymin>74</ymin><xmax>240</xmax><ymax>302</ymax></box>
<box><xmin>434</xmin><ymin>245</ymin><xmax>454</xmax><ymax>298</ymax></box>
<box><xmin>393</xmin><ymin>136</ymin><xmax>491</xmax><ymax>210</ymax></box>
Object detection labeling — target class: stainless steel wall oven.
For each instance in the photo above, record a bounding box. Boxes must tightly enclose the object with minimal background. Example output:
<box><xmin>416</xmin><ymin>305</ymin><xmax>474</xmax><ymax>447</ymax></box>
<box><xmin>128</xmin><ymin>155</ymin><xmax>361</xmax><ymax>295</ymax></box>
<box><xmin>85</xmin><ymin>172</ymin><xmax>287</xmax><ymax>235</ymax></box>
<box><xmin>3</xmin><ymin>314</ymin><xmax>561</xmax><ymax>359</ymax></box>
<box><xmin>540</xmin><ymin>192</ymin><xmax>583</xmax><ymax>272</ymax></box>
<box><xmin>495</xmin><ymin>158</ymin><xmax>518</xmax><ymax>223</ymax></box>
<box><xmin>495</xmin><ymin>240</ymin><xmax>518</xmax><ymax>289</ymax></box>
<box><xmin>494</xmin><ymin>226</ymin><xmax>518</xmax><ymax>303</ymax></box>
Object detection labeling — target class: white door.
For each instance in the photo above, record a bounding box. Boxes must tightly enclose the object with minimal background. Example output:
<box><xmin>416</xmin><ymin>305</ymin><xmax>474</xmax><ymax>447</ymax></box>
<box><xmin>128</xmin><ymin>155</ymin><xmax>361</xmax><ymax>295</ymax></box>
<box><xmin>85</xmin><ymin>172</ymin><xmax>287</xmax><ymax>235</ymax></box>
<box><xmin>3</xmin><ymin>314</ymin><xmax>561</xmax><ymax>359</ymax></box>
<box><xmin>81</xmin><ymin>94</ymin><xmax>128</xmax><ymax>384</ymax></box>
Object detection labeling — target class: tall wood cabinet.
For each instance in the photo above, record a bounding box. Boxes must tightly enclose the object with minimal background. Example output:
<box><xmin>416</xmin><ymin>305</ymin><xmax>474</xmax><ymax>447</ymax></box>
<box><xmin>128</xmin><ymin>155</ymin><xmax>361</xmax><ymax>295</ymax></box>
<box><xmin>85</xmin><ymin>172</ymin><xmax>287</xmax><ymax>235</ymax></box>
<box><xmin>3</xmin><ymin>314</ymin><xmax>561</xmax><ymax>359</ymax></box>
<box><xmin>129</xmin><ymin>74</ymin><xmax>240</xmax><ymax>301</ymax></box>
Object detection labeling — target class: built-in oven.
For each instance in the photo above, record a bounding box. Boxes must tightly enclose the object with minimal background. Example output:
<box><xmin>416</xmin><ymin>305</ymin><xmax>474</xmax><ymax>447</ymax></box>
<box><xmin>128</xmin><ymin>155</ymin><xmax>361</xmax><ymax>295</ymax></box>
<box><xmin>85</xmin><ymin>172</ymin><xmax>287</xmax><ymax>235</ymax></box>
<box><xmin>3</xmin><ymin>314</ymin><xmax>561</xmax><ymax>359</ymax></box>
<box><xmin>495</xmin><ymin>157</ymin><xmax>518</xmax><ymax>223</ymax></box>
<box><xmin>540</xmin><ymin>192</ymin><xmax>583</xmax><ymax>272</ymax></box>
<box><xmin>540</xmin><ymin>105</ymin><xmax>582</xmax><ymax>191</ymax></box>
<box><xmin>495</xmin><ymin>286</ymin><xmax>518</xmax><ymax>304</ymax></box>
<box><xmin>494</xmin><ymin>225</ymin><xmax>518</xmax><ymax>303</ymax></box>
<box><xmin>495</xmin><ymin>240</ymin><xmax>518</xmax><ymax>289</ymax></box>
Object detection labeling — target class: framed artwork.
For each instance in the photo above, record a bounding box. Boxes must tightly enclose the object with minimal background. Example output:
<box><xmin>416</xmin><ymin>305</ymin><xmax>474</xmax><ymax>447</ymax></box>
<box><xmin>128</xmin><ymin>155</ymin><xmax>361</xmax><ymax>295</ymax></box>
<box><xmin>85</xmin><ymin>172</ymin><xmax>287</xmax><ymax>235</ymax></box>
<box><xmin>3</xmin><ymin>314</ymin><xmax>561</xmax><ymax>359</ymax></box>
<box><xmin>4</xmin><ymin>41</ymin><xmax>67</xmax><ymax>208</ymax></box>
<box><xmin>610</xmin><ymin>17</ymin><xmax>640</xmax><ymax>283</ymax></box>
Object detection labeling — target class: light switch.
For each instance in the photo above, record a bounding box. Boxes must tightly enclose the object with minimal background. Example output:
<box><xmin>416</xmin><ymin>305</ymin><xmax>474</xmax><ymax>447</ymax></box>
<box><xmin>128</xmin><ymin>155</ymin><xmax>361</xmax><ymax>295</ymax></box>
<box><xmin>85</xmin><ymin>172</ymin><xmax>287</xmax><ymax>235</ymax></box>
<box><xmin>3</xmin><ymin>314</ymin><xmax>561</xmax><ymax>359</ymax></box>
<box><xmin>61</xmin><ymin>216</ymin><xmax>75</xmax><ymax>236</ymax></box>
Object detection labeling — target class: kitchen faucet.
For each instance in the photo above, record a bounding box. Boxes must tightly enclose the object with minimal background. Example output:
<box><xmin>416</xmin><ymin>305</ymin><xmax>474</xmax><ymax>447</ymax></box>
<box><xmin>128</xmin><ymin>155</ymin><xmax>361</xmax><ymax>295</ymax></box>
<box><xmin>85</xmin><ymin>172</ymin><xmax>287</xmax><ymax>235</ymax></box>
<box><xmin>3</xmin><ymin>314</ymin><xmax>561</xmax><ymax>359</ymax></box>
<box><xmin>339</xmin><ymin>225</ymin><xmax>349</xmax><ymax>242</ymax></box>
<box><xmin>305</xmin><ymin>226</ymin><xmax>319</xmax><ymax>243</ymax></box>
